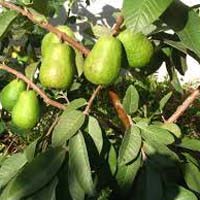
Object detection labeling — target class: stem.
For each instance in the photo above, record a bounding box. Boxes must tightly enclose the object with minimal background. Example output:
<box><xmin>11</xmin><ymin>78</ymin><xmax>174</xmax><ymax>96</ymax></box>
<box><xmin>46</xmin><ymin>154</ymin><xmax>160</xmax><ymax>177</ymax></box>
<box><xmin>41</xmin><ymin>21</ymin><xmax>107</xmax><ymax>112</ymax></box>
<box><xmin>108</xmin><ymin>90</ymin><xmax>133</xmax><ymax>130</ymax></box>
<box><xmin>166</xmin><ymin>87</ymin><xmax>200</xmax><ymax>123</ymax></box>
<box><xmin>83</xmin><ymin>85</ymin><xmax>102</xmax><ymax>115</ymax></box>
<box><xmin>0</xmin><ymin>64</ymin><xmax>66</xmax><ymax>110</ymax></box>
<box><xmin>112</xmin><ymin>15</ymin><xmax>124</xmax><ymax>36</ymax></box>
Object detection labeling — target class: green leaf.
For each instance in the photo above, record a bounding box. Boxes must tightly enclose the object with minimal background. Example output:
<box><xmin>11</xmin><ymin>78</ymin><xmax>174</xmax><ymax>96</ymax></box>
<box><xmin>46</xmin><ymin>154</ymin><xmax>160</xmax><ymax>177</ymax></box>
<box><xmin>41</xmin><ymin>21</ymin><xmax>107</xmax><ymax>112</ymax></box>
<box><xmin>108</xmin><ymin>144</ymin><xmax>117</xmax><ymax>176</ymax></box>
<box><xmin>1</xmin><ymin>147</ymin><xmax>65</xmax><ymax>200</ymax></box>
<box><xmin>75</xmin><ymin>50</ymin><xmax>84</xmax><ymax>77</ymax></box>
<box><xmin>90</xmin><ymin>24</ymin><xmax>112</xmax><ymax>38</ymax></box>
<box><xmin>68</xmin><ymin>164</ymin><xmax>85</xmax><ymax>200</ymax></box>
<box><xmin>136</xmin><ymin>124</ymin><xmax>175</xmax><ymax>145</ymax></box>
<box><xmin>118</xmin><ymin>126</ymin><xmax>141</xmax><ymax>165</ymax></box>
<box><xmin>25</xmin><ymin>62</ymin><xmax>39</xmax><ymax>81</ymax></box>
<box><xmin>65</xmin><ymin>98</ymin><xmax>87</xmax><ymax>112</ymax></box>
<box><xmin>88</xmin><ymin>116</ymin><xmax>103</xmax><ymax>154</ymax></box>
<box><xmin>159</xmin><ymin>92</ymin><xmax>172</xmax><ymax>111</ymax></box>
<box><xmin>160</xmin><ymin>123</ymin><xmax>182</xmax><ymax>138</ymax></box>
<box><xmin>143</xmin><ymin>140</ymin><xmax>179</xmax><ymax>168</ymax></box>
<box><xmin>0</xmin><ymin>10</ymin><xmax>18</xmax><ymax>39</ymax></box>
<box><xmin>162</xmin><ymin>1</ymin><xmax>200</xmax><ymax>57</ymax></box>
<box><xmin>177</xmin><ymin>137</ymin><xmax>200</xmax><ymax>152</ymax></box>
<box><xmin>116</xmin><ymin>153</ymin><xmax>141</xmax><ymax>193</ymax></box>
<box><xmin>144</xmin><ymin>164</ymin><xmax>163</xmax><ymax>200</ymax></box>
<box><xmin>69</xmin><ymin>131</ymin><xmax>95</xmax><ymax>196</ymax></box>
<box><xmin>0</xmin><ymin>120</ymin><xmax>6</xmax><ymax>135</ymax></box>
<box><xmin>165</xmin><ymin>185</ymin><xmax>198</xmax><ymax>200</ymax></box>
<box><xmin>123</xmin><ymin>85</ymin><xmax>139</xmax><ymax>114</ymax></box>
<box><xmin>0</xmin><ymin>153</ymin><xmax>27</xmax><ymax>189</ymax></box>
<box><xmin>52</xmin><ymin>110</ymin><xmax>85</xmax><ymax>147</ymax></box>
<box><xmin>26</xmin><ymin>177</ymin><xmax>58</xmax><ymax>200</ymax></box>
<box><xmin>181</xmin><ymin>162</ymin><xmax>200</xmax><ymax>194</ymax></box>
<box><xmin>24</xmin><ymin>139</ymin><xmax>39</xmax><ymax>162</ymax></box>
<box><xmin>122</xmin><ymin>0</ymin><xmax>173</xmax><ymax>31</ymax></box>
<box><xmin>170</xmin><ymin>67</ymin><xmax>183</xmax><ymax>94</ymax></box>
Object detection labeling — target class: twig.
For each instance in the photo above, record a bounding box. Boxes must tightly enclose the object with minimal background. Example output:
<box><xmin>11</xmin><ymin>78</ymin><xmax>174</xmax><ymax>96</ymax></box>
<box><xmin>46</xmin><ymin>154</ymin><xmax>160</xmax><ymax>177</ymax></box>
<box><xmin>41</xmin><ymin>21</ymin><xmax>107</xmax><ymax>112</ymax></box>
<box><xmin>46</xmin><ymin>115</ymin><xmax>59</xmax><ymax>137</ymax></box>
<box><xmin>108</xmin><ymin>90</ymin><xmax>133</xmax><ymax>130</ymax></box>
<box><xmin>112</xmin><ymin>15</ymin><xmax>124</xmax><ymax>36</ymax></box>
<box><xmin>83</xmin><ymin>85</ymin><xmax>102</xmax><ymax>115</ymax></box>
<box><xmin>166</xmin><ymin>87</ymin><xmax>200</xmax><ymax>123</ymax></box>
<box><xmin>0</xmin><ymin>1</ymin><xmax>90</xmax><ymax>56</ymax></box>
<box><xmin>0</xmin><ymin>64</ymin><xmax>66</xmax><ymax>110</ymax></box>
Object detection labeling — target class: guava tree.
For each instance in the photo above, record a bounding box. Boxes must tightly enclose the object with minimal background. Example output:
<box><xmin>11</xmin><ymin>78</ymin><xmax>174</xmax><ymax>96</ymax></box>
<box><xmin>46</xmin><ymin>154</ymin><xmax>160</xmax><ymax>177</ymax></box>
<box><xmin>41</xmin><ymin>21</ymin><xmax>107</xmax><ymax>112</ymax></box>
<box><xmin>0</xmin><ymin>0</ymin><xmax>200</xmax><ymax>199</ymax></box>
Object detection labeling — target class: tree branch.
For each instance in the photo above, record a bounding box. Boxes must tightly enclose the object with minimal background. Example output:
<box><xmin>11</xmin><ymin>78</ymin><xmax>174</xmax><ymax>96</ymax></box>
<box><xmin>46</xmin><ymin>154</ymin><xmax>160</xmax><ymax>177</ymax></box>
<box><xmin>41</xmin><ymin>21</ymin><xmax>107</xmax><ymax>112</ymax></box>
<box><xmin>83</xmin><ymin>85</ymin><xmax>102</xmax><ymax>115</ymax></box>
<box><xmin>166</xmin><ymin>87</ymin><xmax>200</xmax><ymax>123</ymax></box>
<box><xmin>0</xmin><ymin>64</ymin><xmax>66</xmax><ymax>110</ymax></box>
<box><xmin>112</xmin><ymin>15</ymin><xmax>124</xmax><ymax>36</ymax></box>
<box><xmin>109</xmin><ymin>90</ymin><xmax>133</xmax><ymax>130</ymax></box>
<box><xmin>0</xmin><ymin>1</ymin><xmax>90</xmax><ymax>56</ymax></box>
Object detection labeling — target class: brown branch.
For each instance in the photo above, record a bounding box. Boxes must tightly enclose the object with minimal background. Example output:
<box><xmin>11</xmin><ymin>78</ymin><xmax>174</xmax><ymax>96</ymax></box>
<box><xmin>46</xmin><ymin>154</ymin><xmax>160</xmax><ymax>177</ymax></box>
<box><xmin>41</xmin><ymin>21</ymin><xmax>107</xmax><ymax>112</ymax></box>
<box><xmin>112</xmin><ymin>15</ymin><xmax>124</xmax><ymax>36</ymax></box>
<box><xmin>109</xmin><ymin>90</ymin><xmax>133</xmax><ymax>130</ymax></box>
<box><xmin>166</xmin><ymin>87</ymin><xmax>200</xmax><ymax>123</ymax></box>
<box><xmin>0</xmin><ymin>64</ymin><xmax>66</xmax><ymax>110</ymax></box>
<box><xmin>83</xmin><ymin>85</ymin><xmax>102</xmax><ymax>115</ymax></box>
<box><xmin>0</xmin><ymin>1</ymin><xmax>90</xmax><ymax>56</ymax></box>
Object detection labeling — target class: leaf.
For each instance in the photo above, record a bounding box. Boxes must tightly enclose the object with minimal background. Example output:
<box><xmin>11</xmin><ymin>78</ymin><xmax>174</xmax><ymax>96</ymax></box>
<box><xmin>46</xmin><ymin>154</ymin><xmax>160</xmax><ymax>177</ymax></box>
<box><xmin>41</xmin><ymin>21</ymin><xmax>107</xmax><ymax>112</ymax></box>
<box><xmin>75</xmin><ymin>50</ymin><xmax>84</xmax><ymax>77</ymax></box>
<box><xmin>165</xmin><ymin>185</ymin><xmax>198</xmax><ymax>200</ymax></box>
<box><xmin>0</xmin><ymin>10</ymin><xmax>18</xmax><ymax>39</ymax></box>
<box><xmin>177</xmin><ymin>137</ymin><xmax>200</xmax><ymax>152</ymax></box>
<box><xmin>144</xmin><ymin>164</ymin><xmax>163</xmax><ymax>200</ymax></box>
<box><xmin>143</xmin><ymin>140</ymin><xmax>179</xmax><ymax>168</ymax></box>
<box><xmin>68</xmin><ymin>164</ymin><xmax>85</xmax><ymax>200</ymax></box>
<box><xmin>118</xmin><ymin>126</ymin><xmax>141</xmax><ymax>165</ymax></box>
<box><xmin>159</xmin><ymin>92</ymin><xmax>172</xmax><ymax>111</ymax></box>
<box><xmin>161</xmin><ymin>1</ymin><xmax>200</xmax><ymax>57</ymax></box>
<box><xmin>181</xmin><ymin>162</ymin><xmax>200</xmax><ymax>193</ymax></box>
<box><xmin>1</xmin><ymin>147</ymin><xmax>65</xmax><ymax>200</ymax></box>
<box><xmin>122</xmin><ymin>0</ymin><xmax>173</xmax><ymax>31</ymax></box>
<box><xmin>88</xmin><ymin>116</ymin><xmax>103</xmax><ymax>154</ymax></box>
<box><xmin>136</xmin><ymin>124</ymin><xmax>175</xmax><ymax>145</ymax></box>
<box><xmin>24</xmin><ymin>139</ymin><xmax>39</xmax><ymax>162</ymax></box>
<box><xmin>0</xmin><ymin>153</ymin><xmax>27</xmax><ymax>189</ymax></box>
<box><xmin>26</xmin><ymin>177</ymin><xmax>58</xmax><ymax>200</ymax></box>
<box><xmin>65</xmin><ymin>98</ymin><xmax>87</xmax><ymax>112</ymax></box>
<box><xmin>69</xmin><ymin>131</ymin><xmax>95</xmax><ymax>196</ymax></box>
<box><xmin>90</xmin><ymin>24</ymin><xmax>112</xmax><ymax>38</ymax></box>
<box><xmin>108</xmin><ymin>144</ymin><xmax>117</xmax><ymax>176</ymax></box>
<box><xmin>52</xmin><ymin>110</ymin><xmax>85</xmax><ymax>147</ymax></box>
<box><xmin>160</xmin><ymin>123</ymin><xmax>182</xmax><ymax>138</ymax></box>
<box><xmin>122</xmin><ymin>85</ymin><xmax>139</xmax><ymax>114</ymax></box>
<box><xmin>170</xmin><ymin>67</ymin><xmax>183</xmax><ymax>94</ymax></box>
<box><xmin>116</xmin><ymin>153</ymin><xmax>141</xmax><ymax>193</ymax></box>
<box><xmin>0</xmin><ymin>120</ymin><xmax>6</xmax><ymax>135</ymax></box>
<box><xmin>25</xmin><ymin>62</ymin><xmax>39</xmax><ymax>81</ymax></box>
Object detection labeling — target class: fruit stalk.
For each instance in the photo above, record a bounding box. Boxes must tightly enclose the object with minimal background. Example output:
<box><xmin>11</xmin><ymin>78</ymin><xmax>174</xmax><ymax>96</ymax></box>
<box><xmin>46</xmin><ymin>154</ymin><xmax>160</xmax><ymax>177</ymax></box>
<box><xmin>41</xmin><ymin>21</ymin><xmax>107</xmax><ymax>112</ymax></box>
<box><xmin>0</xmin><ymin>64</ymin><xmax>66</xmax><ymax>110</ymax></box>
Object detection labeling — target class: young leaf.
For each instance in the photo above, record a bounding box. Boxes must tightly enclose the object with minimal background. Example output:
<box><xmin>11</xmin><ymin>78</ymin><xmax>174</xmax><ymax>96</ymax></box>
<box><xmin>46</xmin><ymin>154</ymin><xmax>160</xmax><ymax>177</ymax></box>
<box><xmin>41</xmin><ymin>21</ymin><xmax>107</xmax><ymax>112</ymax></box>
<box><xmin>108</xmin><ymin>144</ymin><xmax>117</xmax><ymax>176</ymax></box>
<box><xmin>122</xmin><ymin>85</ymin><xmax>139</xmax><ymax>114</ymax></box>
<box><xmin>26</xmin><ymin>177</ymin><xmax>58</xmax><ymax>200</ymax></box>
<box><xmin>177</xmin><ymin>137</ymin><xmax>200</xmax><ymax>152</ymax></box>
<box><xmin>159</xmin><ymin>91</ymin><xmax>172</xmax><ymax>111</ymax></box>
<box><xmin>52</xmin><ymin>110</ymin><xmax>85</xmax><ymax>147</ymax></box>
<box><xmin>0</xmin><ymin>10</ymin><xmax>18</xmax><ymax>39</ymax></box>
<box><xmin>69</xmin><ymin>131</ymin><xmax>95</xmax><ymax>196</ymax></box>
<box><xmin>88</xmin><ymin>116</ymin><xmax>103</xmax><ymax>154</ymax></box>
<box><xmin>118</xmin><ymin>126</ymin><xmax>141</xmax><ymax>165</ymax></box>
<box><xmin>136</xmin><ymin>124</ymin><xmax>175</xmax><ymax>145</ymax></box>
<box><xmin>25</xmin><ymin>62</ymin><xmax>39</xmax><ymax>81</ymax></box>
<box><xmin>116</xmin><ymin>153</ymin><xmax>141</xmax><ymax>193</ymax></box>
<box><xmin>1</xmin><ymin>147</ymin><xmax>65</xmax><ymax>200</ymax></box>
<box><xmin>24</xmin><ymin>138</ymin><xmax>39</xmax><ymax>162</ymax></box>
<box><xmin>65</xmin><ymin>98</ymin><xmax>87</xmax><ymax>112</ymax></box>
<box><xmin>122</xmin><ymin>0</ymin><xmax>173</xmax><ymax>31</ymax></box>
<box><xmin>181</xmin><ymin>162</ymin><xmax>200</xmax><ymax>194</ymax></box>
<box><xmin>0</xmin><ymin>153</ymin><xmax>27</xmax><ymax>189</ymax></box>
<box><xmin>164</xmin><ymin>185</ymin><xmax>198</xmax><ymax>200</ymax></box>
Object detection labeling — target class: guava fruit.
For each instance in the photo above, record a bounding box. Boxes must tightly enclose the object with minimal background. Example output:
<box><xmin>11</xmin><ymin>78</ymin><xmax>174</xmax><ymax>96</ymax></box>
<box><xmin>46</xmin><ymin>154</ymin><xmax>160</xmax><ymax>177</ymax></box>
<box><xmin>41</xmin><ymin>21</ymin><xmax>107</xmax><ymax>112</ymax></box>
<box><xmin>41</xmin><ymin>25</ymin><xmax>75</xmax><ymax>55</ymax></box>
<box><xmin>0</xmin><ymin>79</ymin><xmax>26</xmax><ymax>111</ymax></box>
<box><xmin>118</xmin><ymin>30</ymin><xmax>154</xmax><ymax>68</ymax></box>
<box><xmin>12</xmin><ymin>91</ymin><xmax>40</xmax><ymax>130</ymax></box>
<box><xmin>84</xmin><ymin>35</ymin><xmax>122</xmax><ymax>85</ymax></box>
<box><xmin>39</xmin><ymin>43</ymin><xmax>75</xmax><ymax>89</ymax></box>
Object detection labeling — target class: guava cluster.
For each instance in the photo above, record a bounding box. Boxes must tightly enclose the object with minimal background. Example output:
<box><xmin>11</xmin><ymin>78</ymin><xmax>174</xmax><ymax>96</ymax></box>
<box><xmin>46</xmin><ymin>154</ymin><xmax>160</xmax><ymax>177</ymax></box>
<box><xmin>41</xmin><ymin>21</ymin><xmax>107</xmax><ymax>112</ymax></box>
<box><xmin>0</xmin><ymin>26</ymin><xmax>154</xmax><ymax>130</ymax></box>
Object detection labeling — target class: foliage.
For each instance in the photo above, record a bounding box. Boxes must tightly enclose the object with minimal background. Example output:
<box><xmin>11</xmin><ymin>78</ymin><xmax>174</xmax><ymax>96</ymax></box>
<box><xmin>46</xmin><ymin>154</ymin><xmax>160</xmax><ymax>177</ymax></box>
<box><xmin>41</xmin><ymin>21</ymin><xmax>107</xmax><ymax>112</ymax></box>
<box><xmin>0</xmin><ymin>0</ymin><xmax>200</xmax><ymax>200</ymax></box>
